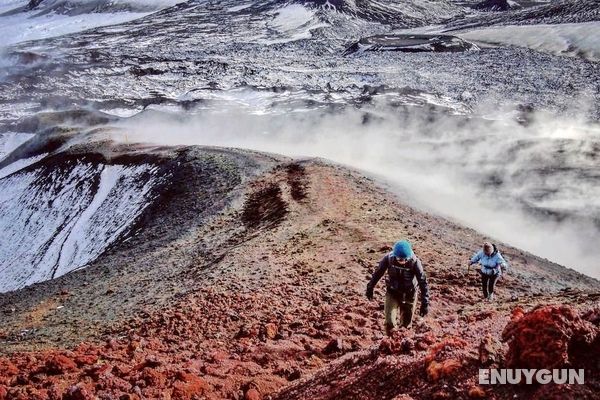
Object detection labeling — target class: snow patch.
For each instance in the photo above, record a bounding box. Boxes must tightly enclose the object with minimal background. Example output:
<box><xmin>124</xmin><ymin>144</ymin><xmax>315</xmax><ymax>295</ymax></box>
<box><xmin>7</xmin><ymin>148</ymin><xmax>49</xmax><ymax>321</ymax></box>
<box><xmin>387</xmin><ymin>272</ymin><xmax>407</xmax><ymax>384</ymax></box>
<box><xmin>262</xmin><ymin>4</ymin><xmax>328</xmax><ymax>44</ymax></box>
<box><xmin>270</xmin><ymin>4</ymin><xmax>315</xmax><ymax>32</ymax></box>
<box><xmin>459</xmin><ymin>22</ymin><xmax>600</xmax><ymax>61</ymax></box>
<box><xmin>0</xmin><ymin>0</ymin><xmax>188</xmax><ymax>48</ymax></box>
<box><xmin>0</xmin><ymin>153</ymin><xmax>47</xmax><ymax>179</ymax></box>
<box><xmin>228</xmin><ymin>3</ymin><xmax>252</xmax><ymax>13</ymax></box>
<box><xmin>0</xmin><ymin>132</ymin><xmax>34</xmax><ymax>160</ymax></box>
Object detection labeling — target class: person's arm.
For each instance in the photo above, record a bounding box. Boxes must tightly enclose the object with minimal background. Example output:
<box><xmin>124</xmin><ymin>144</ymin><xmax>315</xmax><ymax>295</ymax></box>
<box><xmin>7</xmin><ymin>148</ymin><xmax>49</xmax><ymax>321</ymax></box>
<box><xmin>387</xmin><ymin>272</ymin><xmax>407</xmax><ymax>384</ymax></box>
<box><xmin>496</xmin><ymin>252</ymin><xmax>508</xmax><ymax>272</ymax></box>
<box><xmin>496</xmin><ymin>252</ymin><xmax>507</xmax><ymax>267</ymax></box>
<box><xmin>414</xmin><ymin>258</ymin><xmax>429</xmax><ymax>305</ymax></box>
<box><xmin>366</xmin><ymin>256</ymin><xmax>388</xmax><ymax>299</ymax></box>
<box><xmin>469</xmin><ymin>250</ymin><xmax>483</xmax><ymax>265</ymax></box>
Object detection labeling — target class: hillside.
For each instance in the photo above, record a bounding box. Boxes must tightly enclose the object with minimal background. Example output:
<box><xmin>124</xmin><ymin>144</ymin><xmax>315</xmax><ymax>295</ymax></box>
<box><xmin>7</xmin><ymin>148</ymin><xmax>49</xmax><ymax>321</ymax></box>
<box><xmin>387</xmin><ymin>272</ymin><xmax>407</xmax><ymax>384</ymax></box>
<box><xmin>1</xmin><ymin>147</ymin><xmax>598</xmax><ymax>400</ymax></box>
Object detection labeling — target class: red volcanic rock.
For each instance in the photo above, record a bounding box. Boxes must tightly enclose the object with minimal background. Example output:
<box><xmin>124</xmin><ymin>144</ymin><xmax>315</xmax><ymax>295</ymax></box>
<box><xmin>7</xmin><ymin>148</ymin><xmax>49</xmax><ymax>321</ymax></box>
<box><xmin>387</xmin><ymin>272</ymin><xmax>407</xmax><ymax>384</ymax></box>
<box><xmin>0</xmin><ymin>360</ymin><xmax>19</xmax><ymax>377</ymax></box>
<box><xmin>0</xmin><ymin>385</ymin><xmax>7</xmax><ymax>400</ymax></box>
<box><xmin>74</xmin><ymin>354</ymin><xmax>98</xmax><ymax>367</ymax></box>
<box><xmin>467</xmin><ymin>385</ymin><xmax>486</xmax><ymax>398</ymax></box>
<box><xmin>582</xmin><ymin>306</ymin><xmax>600</xmax><ymax>325</ymax></box>
<box><xmin>85</xmin><ymin>363</ymin><xmax>112</xmax><ymax>381</ymax></box>
<box><xmin>140</xmin><ymin>368</ymin><xmax>167</xmax><ymax>387</ymax></box>
<box><xmin>263</xmin><ymin>323</ymin><xmax>278</xmax><ymax>340</ymax></box>
<box><xmin>171</xmin><ymin>371</ymin><xmax>208</xmax><ymax>400</ymax></box>
<box><xmin>378</xmin><ymin>336</ymin><xmax>415</xmax><ymax>356</ymax></box>
<box><xmin>63</xmin><ymin>385</ymin><xmax>94</xmax><ymax>400</ymax></box>
<box><xmin>478</xmin><ymin>334</ymin><xmax>502</xmax><ymax>366</ymax></box>
<box><xmin>44</xmin><ymin>354</ymin><xmax>78</xmax><ymax>375</ymax></box>
<box><xmin>245</xmin><ymin>387</ymin><xmax>262</xmax><ymax>400</ymax></box>
<box><xmin>425</xmin><ymin>337</ymin><xmax>468</xmax><ymax>363</ymax></box>
<box><xmin>209</xmin><ymin>350</ymin><xmax>229</xmax><ymax>363</ymax></box>
<box><xmin>426</xmin><ymin>359</ymin><xmax>462</xmax><ymax>381</ymax></box>
<box><xmin>323</xmin><ymin>338</ymin><xmax>347</xmax><ymax>354</ymax></box>
<box><xmin>502</xmin><ymin>305</ymin><xmax>598</xmax><ymax>369</ymax></box>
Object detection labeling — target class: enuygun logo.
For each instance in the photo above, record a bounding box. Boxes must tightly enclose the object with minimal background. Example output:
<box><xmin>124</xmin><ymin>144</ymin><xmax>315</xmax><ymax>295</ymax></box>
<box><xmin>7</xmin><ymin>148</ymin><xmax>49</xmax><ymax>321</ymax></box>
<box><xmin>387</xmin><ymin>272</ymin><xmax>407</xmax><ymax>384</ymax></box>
<box><xmin>479</xmin><ymin>369</ymin><xmax>585</xmax><ymax>385</ymax></box>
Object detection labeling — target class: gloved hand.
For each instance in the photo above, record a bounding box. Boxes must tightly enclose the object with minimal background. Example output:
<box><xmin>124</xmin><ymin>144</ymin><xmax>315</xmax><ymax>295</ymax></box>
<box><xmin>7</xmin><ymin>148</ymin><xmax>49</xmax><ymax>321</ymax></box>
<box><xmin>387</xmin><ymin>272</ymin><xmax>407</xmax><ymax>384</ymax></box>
<box><xmin>366</xmin><ymin>286</ymin><xmax>374</xmax><ymax>301</ymax></box>
<box><xmin>419</xmin><ymin>303</ymin><xmax>429</xmax><ymax>317</ymax></box>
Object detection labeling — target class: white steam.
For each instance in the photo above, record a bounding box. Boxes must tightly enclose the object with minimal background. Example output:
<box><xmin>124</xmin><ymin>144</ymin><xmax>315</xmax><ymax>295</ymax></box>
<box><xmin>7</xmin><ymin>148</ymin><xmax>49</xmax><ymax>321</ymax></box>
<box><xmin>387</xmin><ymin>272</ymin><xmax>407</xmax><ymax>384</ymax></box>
<box><xmin>115</xmin><ymin>103</ymin><xmax>600</xmax><ymax>279</ymax></box>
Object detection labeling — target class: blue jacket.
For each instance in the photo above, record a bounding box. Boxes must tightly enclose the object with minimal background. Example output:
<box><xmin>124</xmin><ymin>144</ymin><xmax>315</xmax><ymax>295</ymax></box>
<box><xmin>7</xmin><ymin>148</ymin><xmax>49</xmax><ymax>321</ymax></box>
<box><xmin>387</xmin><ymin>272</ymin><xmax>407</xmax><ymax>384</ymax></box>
<box><xmin>470</xmin><ymin>245</ymin><xmax>507</xmax><ymax>276</ymax></box>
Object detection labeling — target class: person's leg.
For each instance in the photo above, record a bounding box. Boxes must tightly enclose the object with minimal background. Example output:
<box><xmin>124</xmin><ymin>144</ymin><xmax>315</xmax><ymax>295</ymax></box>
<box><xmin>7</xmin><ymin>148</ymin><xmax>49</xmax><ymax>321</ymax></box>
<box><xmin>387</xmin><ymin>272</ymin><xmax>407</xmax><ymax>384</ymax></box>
<box><xmin>481</xmin><ymin>274</ymin><xmax>490</xmax><ymax>299</ymax></box>
<box><xmin>384</xmin><ymin>291</ymin><xmax>399</xmax><ymax>335</ymax></box>
<box><xmin>488</xmin><ymin>274</ymin><xmax>499</xmax><ymax>300</ymax></box>
<box><xmin>400</xmin><ymin>299</ymin><xmax>417</xmax><ymax>328</ymax></box>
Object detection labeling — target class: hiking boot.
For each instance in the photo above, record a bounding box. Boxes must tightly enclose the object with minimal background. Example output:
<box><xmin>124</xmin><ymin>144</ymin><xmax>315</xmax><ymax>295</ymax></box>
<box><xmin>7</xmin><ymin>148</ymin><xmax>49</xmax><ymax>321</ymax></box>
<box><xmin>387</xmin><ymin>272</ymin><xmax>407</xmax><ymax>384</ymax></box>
<box><xmin>487</xmin><ymin>293</ymin><xmax>495</xmax><ymax>302</ymax></box>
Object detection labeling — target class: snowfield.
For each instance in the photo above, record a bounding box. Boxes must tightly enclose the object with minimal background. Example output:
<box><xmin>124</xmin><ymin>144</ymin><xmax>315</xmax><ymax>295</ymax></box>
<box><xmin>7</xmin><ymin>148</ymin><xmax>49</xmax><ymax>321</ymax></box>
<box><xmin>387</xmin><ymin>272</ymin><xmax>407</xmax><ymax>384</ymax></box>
<box><xmin>459</xmin><ymin>21</ymin><xmax>600</xmax><ymax>61</ymax></box>
<box><xmin>0</xmin><ymin>159</ymin><xmax>160</xmax><ymax>293</ymax></box>
<box><xmin>0</xmin><ymin>0</ymin><xmax>187</xmax><ymax>48</ymax></box>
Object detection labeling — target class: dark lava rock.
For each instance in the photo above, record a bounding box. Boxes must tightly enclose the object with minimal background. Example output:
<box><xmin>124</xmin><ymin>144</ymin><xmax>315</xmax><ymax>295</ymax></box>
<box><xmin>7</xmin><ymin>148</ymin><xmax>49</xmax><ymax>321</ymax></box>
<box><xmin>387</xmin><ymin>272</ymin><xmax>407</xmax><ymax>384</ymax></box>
<box><xmin>344</xmin><ymin>34</ymin><xmax>478</xmax><ymax>55</ymax></box>
<box><xmin>27</xmin><ymin>0</ymin><xmax>44</xmax><ymax>10</ymax></box>
<box><xmin>472</xmin><ymin>0</ymin><xmax>511</xmax><ymax>12</ymax></box>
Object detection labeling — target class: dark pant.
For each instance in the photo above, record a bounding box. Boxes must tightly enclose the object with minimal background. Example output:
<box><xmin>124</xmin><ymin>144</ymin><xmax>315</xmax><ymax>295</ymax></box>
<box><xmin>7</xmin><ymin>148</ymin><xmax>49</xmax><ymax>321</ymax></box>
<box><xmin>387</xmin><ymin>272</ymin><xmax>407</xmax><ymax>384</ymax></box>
<box><xmin>481</xmin><ymin>273</ymin><xmax>499</xmax><ymax>299</ymax></box>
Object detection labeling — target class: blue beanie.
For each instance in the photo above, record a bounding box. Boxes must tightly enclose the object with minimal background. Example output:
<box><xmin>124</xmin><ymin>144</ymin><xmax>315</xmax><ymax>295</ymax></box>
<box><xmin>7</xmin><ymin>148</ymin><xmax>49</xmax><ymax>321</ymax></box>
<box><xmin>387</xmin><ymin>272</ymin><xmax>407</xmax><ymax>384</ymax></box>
<box><xmin>392</xmin><ymin>240</ymin><xmax>413</xmax><ymax>259</ymax></box>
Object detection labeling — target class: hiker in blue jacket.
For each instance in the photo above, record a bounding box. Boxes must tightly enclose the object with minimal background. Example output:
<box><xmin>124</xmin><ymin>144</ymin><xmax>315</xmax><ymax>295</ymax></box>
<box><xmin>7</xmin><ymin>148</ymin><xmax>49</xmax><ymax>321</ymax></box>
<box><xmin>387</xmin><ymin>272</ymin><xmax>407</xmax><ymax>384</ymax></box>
<box><xmin>469</xmin><ymin>242</ymin><xmax>507</xmax><ymax>301</ymax></box>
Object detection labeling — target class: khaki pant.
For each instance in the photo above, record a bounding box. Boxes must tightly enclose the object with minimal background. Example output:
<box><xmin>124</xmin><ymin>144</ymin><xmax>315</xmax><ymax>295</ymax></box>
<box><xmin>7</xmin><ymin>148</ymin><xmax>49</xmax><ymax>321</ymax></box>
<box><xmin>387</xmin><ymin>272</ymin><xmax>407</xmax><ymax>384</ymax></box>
<box><xmin>384</xmin><ymin>290</ymin><xmax>417</xmax><ymax>334</ymax></box>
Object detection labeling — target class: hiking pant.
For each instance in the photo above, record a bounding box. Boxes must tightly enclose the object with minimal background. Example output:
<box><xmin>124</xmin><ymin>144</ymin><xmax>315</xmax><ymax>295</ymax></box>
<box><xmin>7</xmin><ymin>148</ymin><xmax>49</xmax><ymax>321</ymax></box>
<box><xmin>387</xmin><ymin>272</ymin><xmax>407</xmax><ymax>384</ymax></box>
<box><xmin>384</xmin><ymin>290</ymin><xmax>416</xmax><ymax>334</ymax></box>
<box><xmin>481</xmin><ymin>273</ymin><xmax>499</xmax><ymax>299</ymax></box>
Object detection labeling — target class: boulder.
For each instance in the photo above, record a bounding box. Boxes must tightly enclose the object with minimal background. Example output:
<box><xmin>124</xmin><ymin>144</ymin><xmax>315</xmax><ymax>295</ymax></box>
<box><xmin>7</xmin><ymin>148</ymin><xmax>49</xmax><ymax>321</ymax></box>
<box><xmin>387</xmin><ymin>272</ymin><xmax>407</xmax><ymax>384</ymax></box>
<box><xmin>502</xmin><ymin>305</ymin><xmax>598</xmax><ymax>369</ymax></box>
<box><xmin>44</xmin><ymin>354</ymin><xmax>77</xmax><ymax>375</ymax></box>
<box><xmin>171</xmin><ymin>371</ymin><xmax>208</xmax><ymax>400</ymax></box>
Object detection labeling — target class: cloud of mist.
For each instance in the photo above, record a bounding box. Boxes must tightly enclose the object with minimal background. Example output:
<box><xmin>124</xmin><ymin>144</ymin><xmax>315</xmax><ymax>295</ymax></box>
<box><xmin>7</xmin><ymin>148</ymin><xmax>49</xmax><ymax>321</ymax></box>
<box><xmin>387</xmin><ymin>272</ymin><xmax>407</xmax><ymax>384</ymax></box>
<box><xmin>115</xmin><ymin>102</ymin><xmax>600</xmax><ymax>279</ymax></box>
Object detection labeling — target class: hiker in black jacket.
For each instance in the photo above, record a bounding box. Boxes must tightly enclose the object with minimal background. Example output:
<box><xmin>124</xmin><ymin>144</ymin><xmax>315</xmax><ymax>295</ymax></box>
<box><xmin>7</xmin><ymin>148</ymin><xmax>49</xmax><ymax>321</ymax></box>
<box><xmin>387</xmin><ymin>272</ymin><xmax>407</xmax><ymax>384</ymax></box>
<box><xmin>366</xmin><ymin>240</ymin><xmax>430</xmax><ymax>335</ymax></box>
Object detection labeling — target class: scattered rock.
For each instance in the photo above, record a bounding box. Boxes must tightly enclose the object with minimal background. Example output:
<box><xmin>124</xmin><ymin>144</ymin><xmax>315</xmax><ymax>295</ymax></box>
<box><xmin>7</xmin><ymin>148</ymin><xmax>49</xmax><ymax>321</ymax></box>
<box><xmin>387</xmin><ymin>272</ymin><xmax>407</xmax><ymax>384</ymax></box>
<box><xmin>44</xmin><ymin>354</ymin><xmax>77</xmax><ymax>375</ymax></box>
<box><xmin>467</xmin><ymin>385</ymin><xmax>487</xmax><ymax>398</ymax></box>
<box><xmin>426</xmin><ymin>359</ymin><xmax>462</xmax><ymax>381</ymax></box>
<box><xmin>502</xmin><ymin>305</ymin><xmax>598</xmax><ymax>369</ymax></box>
<box><xmin>172</xmin><ymin>372</ymin><xmax>208</xmax><ymax>400</ymax></box>
<box><xmin>478</xmin><ymin>334</ymin><xmax>502</xmax><ymax>366</ymax></box>
<box><xmin>63</xmin><ymin>385</ymin><xmax>94</xmax><ymax>400</ymax></box>
<box><xmin>245</xmin><ymin>387</ymin><xmax>261</xmax><ymax>400</ymax></box>
<box><xmin>323</xmin><ymin>338</ymin><xmax>346</xmax><ymax>354</ymax></box>
<box><xmin>472</xmin><ymin>0</ymin><xmax>511</xmax><ymax>11</ymax></box>
<box><xmin>263</xmin><ymin>323</ymin><xmax>278</xmax><ymax>340</ymax></box>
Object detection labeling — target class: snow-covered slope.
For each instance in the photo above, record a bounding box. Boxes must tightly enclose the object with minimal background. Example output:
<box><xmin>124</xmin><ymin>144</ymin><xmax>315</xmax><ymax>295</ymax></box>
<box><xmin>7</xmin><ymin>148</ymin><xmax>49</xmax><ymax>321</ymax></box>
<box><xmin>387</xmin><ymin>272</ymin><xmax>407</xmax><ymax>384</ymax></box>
<box><xmin>459</xmin><ymin>21</ymin><xmax>600</xmax><ymax>61</ymax></box>
<box><xmin>0</xmin><ymin>139</ymin><xmax>164</xmax><ymax>293</ymax></box>
<box><xmin>0</xmin><ymin>0</ymin><xmax>187</xmax><ymax>48</ymax></box>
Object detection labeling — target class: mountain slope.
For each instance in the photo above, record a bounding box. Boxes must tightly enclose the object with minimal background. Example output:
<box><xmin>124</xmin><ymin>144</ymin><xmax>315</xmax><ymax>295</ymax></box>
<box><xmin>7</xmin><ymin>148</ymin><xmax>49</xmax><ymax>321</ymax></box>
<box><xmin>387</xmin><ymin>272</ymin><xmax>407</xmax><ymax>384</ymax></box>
<box><xmin>0</xmin><ymin>147</ymin><xmax>597</xmax><ymax>399</ymax></box>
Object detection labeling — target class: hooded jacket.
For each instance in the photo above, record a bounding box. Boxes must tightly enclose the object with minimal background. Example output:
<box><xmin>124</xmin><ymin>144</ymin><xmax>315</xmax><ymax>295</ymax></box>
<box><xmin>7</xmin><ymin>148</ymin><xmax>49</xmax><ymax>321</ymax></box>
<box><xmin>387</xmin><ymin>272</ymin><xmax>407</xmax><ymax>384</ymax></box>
<box><xmin>470</xmin><ymin>244</ymin><xmax>507</xmax><ymax>276</ymax></box>
<box><xmin>367</xmin><ymin>253</ymin><xmax>429</xmax><ymax>304</ymax></box>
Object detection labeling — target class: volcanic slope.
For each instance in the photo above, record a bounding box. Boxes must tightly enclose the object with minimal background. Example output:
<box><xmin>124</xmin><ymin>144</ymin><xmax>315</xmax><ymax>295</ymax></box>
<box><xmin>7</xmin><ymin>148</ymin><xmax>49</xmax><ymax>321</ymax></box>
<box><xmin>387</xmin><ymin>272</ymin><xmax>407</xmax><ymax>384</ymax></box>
<box><xmin>0</xmin><ymin>147</ymin><xmax>598</xmax><ymax>400</ymax></box>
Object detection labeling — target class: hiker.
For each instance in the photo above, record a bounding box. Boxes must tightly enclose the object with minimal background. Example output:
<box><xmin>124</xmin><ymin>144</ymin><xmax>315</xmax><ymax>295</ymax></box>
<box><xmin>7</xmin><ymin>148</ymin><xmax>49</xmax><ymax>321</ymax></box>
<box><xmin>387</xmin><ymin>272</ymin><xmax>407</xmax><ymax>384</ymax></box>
<box><xmin>469</xmin><ymin>242</ymin><xmax>507</xmax><ymax>301</ymax></box>
<box><xmin>365</xmin><ymin>240</ymin><xmax>430</xmax><ymax>335</ymax></box>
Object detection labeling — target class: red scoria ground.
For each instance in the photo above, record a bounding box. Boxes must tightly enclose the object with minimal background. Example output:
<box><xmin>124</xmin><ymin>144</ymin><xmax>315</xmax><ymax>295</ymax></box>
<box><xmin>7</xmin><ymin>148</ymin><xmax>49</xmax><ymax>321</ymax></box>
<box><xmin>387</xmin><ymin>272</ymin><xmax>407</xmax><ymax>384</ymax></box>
<box><xmin>1</xmin><ymin>159</ymin><xmax>599</xmax><ymax>400</ymax></box>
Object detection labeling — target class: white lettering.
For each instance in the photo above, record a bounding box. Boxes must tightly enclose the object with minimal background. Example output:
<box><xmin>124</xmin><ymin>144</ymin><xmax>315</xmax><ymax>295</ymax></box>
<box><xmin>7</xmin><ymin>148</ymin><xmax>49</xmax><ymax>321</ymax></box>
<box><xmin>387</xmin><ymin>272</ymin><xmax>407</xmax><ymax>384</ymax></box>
<box><xmin>522</xmin><ymin>369</ymin><xmax>536</xmax><ymax>385</ymax></box>
<box><xmin>479</xmin><ymin>369</ymin><xmax>585</xmax><ymax>385</ymax></box>
<box><xmin>536</xmin><ymin>369</ymin><xmax>552</xmax><ymax>384</ymax></box>
<box><xmin>506</xmin><ymin>369</ymin><xmax>520</xmax><ymax>384</ymax></box>
<box><xmin>570</xmin><ymin>369</ymin><xmax>585</xmax><ymax>384</ymax></box>
<box><xmin>490</xmin><ymin>369</ymin><xmax>505</xmax><ymax>384</ymax></box>
<box><xmin>553</xmin><ymin>369</ymin><xmax>568</xmax><ymax>384</ymax></box>
<box><xmin>479</xmin><ymin>369</ymin><xmax>490</xmax><ymax>385</ymax></box>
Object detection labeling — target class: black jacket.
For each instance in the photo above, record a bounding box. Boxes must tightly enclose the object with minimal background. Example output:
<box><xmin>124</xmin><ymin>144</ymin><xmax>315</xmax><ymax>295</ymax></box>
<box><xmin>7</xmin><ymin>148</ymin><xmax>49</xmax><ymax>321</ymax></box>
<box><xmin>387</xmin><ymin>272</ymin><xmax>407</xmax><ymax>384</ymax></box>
<box><xmin>367</xmin><ymin>253</ymin><xmax>430</xmax><ymax>304</ymax></box>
